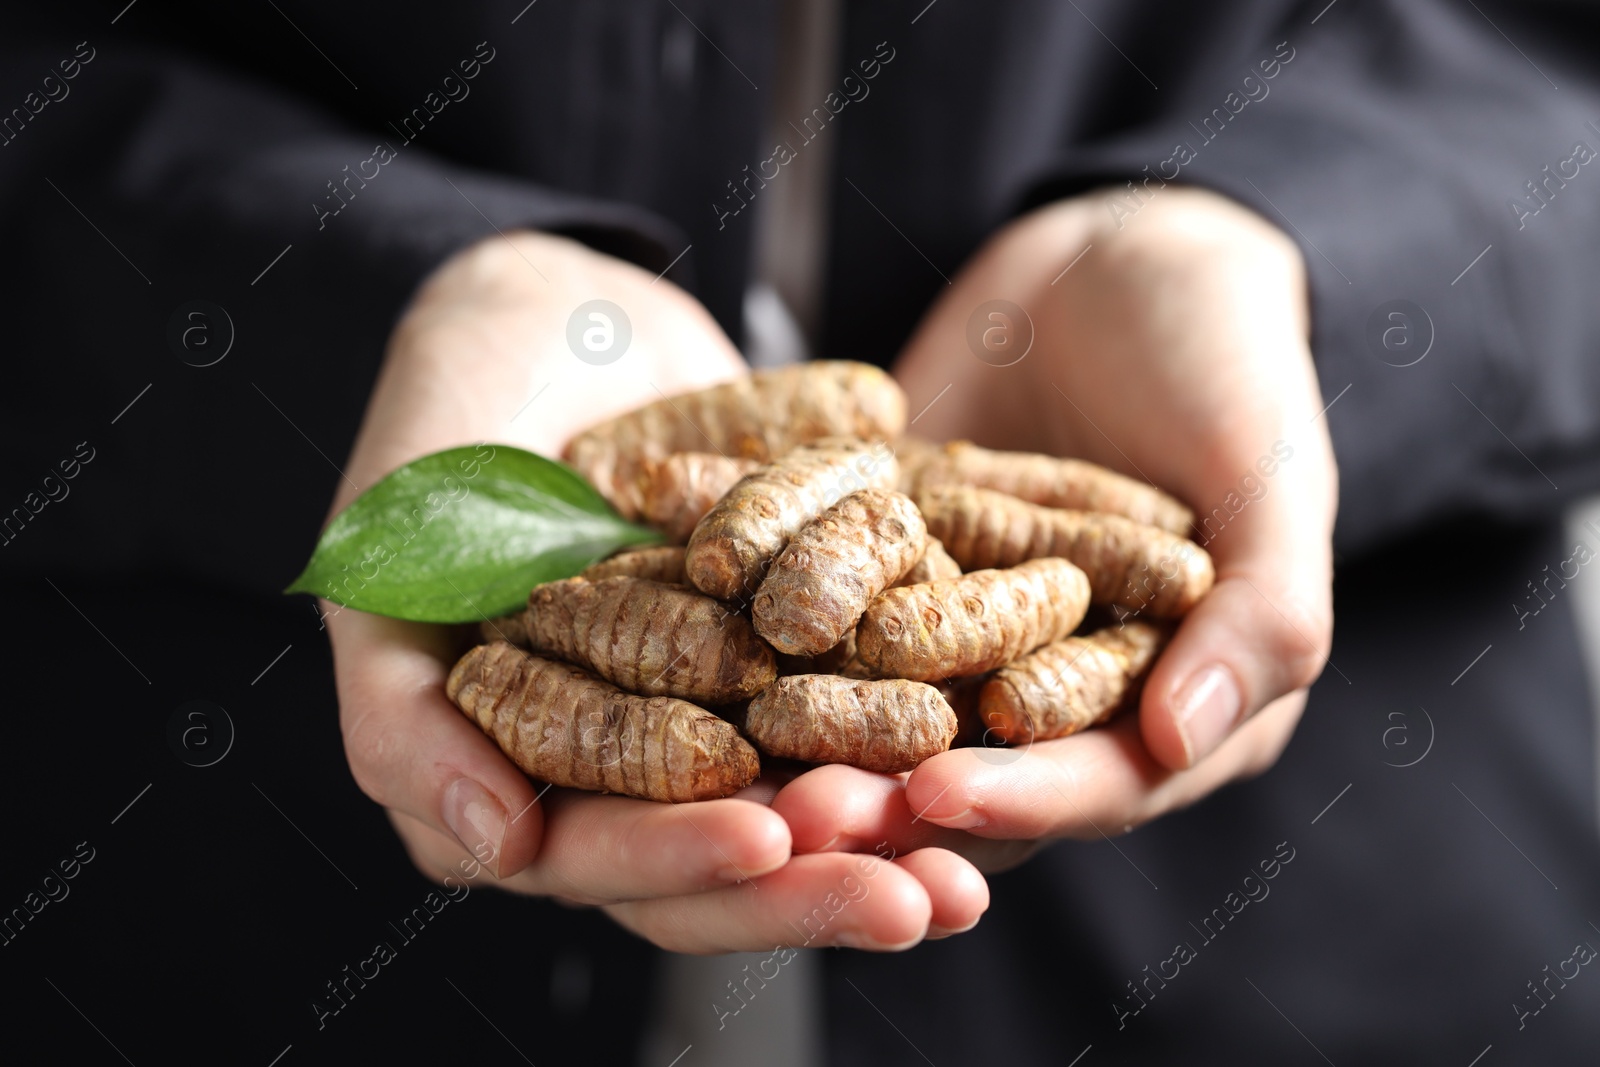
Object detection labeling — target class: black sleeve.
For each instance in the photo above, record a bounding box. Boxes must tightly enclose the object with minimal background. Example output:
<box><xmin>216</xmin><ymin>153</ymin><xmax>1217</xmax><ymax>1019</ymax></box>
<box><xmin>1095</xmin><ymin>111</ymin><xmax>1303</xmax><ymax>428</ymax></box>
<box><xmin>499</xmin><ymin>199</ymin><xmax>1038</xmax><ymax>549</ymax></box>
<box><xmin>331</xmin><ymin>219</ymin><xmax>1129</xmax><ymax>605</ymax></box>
<box><xmin>0</xmin><ymin>25</ymin><xmax>687</xmax><ymax>591</ymax></box>
<box><xmin>1018</xmin><ymin>0</ymin><xmax>1600</xmax><ymax>557</ymax></box>
<box><xmin>4</xmin><ymin>27</ymin><xmax>687</xmax><ymax>304</ymax></box>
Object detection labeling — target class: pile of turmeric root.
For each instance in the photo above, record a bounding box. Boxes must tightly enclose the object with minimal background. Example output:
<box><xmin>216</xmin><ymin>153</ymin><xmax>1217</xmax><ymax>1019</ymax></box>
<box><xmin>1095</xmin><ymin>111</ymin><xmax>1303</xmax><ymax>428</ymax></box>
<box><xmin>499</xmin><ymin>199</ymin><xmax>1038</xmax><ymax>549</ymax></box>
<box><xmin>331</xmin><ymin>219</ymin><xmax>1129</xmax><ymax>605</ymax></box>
<box><xmin>446</xmin><ymin>362</ymin><xmax>1213</xmax><ymax>803</ymax></box>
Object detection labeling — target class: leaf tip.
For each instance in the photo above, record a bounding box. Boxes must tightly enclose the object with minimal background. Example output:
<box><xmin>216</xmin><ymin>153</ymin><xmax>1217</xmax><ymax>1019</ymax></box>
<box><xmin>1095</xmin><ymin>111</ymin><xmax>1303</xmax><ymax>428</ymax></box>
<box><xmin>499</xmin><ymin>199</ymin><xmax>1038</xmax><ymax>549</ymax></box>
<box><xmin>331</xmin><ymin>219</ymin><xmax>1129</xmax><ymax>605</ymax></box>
<box><xmin>284</xmin><ymin>566</ymin><xmax>317</xmax><ymax>597</ymax></box>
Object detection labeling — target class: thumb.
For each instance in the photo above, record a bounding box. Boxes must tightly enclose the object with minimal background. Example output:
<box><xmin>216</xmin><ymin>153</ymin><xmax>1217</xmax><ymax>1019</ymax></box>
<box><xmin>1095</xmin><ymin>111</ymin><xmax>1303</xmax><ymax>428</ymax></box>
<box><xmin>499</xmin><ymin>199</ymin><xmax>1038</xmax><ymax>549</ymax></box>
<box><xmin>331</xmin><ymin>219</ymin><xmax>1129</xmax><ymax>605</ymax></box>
<box><xmin>328</xmin><ymin>608</ymin><xmax>546</xmax><ymax>878</ymax></box>
<box><xmin>1138</xmin><ymin>470</ymin><xmax>1335</xmax><ymax>771</ymax></box>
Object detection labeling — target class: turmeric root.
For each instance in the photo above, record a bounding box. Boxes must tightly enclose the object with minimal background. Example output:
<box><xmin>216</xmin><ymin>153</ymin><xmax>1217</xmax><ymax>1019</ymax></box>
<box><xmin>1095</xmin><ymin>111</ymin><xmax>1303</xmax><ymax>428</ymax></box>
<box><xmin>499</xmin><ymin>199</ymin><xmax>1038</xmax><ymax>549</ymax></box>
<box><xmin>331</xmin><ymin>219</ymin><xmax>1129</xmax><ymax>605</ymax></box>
<box><xmin>891</xmin><ymin>435</ymin><xmax>945</xmax><ymax>494</ymax></box>
<box><xmin>894</xmin><ymin>537</ymin><xmax>961</xmax><ymax>587</ymax></box>
<box><xmin>491</xmin><ymin>547</ymin><xmax>688</xmax><ymax>643</ymax></box>
<box><xmin>910</xmin><ymin>440</ymin><xmax>1193</xmax><ymax>534</ymax></box>
<box><xmin>918</xmin><ymin>486</ymin><xmax>1212</xmax><ymax>618</ymax></box>
<box><xmin>855</xmin><ymin>558</ymin><xmax>1091</xmax><ymax>681</ymax></box>
<box><xmin>524</xmin><ymin>576</ymin><xmax>775</xmax><ymax>704</ymax></box>
<box><xmin>580</xmin><ymin>545</ymin><xmax>688</xmax><ymax>585</ymax></box>
<box><xmin>639</xmin><ymin>453</ymin><xmax>759</xmax><ymax>543</ymax></box>
<box><xmin>685</xmin><ymin>438</ymin><xmax>898</xmax><ymax>601</ymax></box>
<box><xmin>563</xmin><ymin>361</ymin><xmax>907</xmax><ymax>519</ymax></box>
<box><xmin>752</xmin><ymin>489</ymin><xmax>927</xmax><ymax>657</ymax></box>
<box><xmin>979</xmin><ymin>621</ymin><xmax>1166</xmax><ymax>743</ymax></box>
<box><xmin>744</xmin><ymin>675</ymin><xmax>956</xmax><ymax>774</ymax></box>
<box><xmin>446</xmin><ymin>642</ymin><xmax>760</xmax><ymax>802</ymax></box>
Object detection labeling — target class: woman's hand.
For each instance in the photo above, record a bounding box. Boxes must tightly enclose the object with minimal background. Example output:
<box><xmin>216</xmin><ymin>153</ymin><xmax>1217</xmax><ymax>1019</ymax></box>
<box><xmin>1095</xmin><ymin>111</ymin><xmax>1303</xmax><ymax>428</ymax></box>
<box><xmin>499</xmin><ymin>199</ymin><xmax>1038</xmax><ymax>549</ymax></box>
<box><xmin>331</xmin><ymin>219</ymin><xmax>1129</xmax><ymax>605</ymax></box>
<box><xmin>776</xmin><ymin>186</ymin><xmax>1337</xmax><ymax>865</ymax></box>
<box><xmin>322</xmin><ymin>232</ymin><xmax>988</xmax><ymax>951</ymax></box>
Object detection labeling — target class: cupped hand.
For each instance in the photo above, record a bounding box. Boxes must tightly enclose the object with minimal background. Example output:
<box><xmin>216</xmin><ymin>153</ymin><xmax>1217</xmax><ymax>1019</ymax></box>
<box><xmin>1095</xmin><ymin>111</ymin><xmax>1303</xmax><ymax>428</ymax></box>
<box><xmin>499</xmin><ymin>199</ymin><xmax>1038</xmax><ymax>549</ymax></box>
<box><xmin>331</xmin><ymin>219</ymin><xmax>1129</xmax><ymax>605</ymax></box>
<box><xmin>777</xmin><ymin>186</ymin><xmax>1337</xmax><ymax>863</ymax></box>
<box><xmin>322</xmin><ymin>231</ymin><xmax>987</xmax><ymax>951</ymax></box>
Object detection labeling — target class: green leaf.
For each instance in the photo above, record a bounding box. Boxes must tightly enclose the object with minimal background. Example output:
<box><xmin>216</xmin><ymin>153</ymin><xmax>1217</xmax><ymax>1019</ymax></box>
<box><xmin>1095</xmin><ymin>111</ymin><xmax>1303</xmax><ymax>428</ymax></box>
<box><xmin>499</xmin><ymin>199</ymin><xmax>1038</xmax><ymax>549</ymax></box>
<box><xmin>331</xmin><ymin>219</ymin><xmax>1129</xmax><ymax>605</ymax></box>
<box><xmin>287</xmin><ymin>444</ymin><xmax>661</xmax><ymax>623</ymax></box>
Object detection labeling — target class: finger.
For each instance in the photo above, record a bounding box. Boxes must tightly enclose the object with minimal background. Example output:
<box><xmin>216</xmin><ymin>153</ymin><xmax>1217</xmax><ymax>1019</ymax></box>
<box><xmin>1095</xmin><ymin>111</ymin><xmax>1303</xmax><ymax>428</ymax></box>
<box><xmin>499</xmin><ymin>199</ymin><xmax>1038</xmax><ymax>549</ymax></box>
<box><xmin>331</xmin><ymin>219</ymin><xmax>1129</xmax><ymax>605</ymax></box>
<box><xmin>604</xmin><ymin>851</ymin><xmax>934</xmax><ymax>954</ymax></box>
<box><xmin>893</xmin><ymin>848</ymin><xmax>990</xmax><ymax>937</ymax></box>
<box><xmin>329</xmin><ymin>609</ymin><xmax>545</xmax><ymax>879</ymax></box>
<box><xmin>387</xmin><ymin>793</ymin><xmax>792</xmax><ymax>904</ymax></box>
<box><xmin>510</xmin><ymin>790</ymin><xmax>790</xmax><ymax>903</ymax></box>
<box><xmin>1140</xmin><ymin>548</ymin><xmax>1331</xmax><ymax>771</ymax></box>
<box><xmin>773</xmin><ymin>764</ymin><xmax>935</xmax><ymax>853</ymax></box>
<box><xmin>1140</xmin><ymin>417</ymin><xmax>1335</xmax><ymax>769</ymax></box>
<box><xmin>771</xmin><ymin>763</ymin><xmax>1039</xmax><ymax>872</ymax></box>
<box><xmin>903</xmin><ymin>698</ymin><xmax>1303</xmax><ymax>840</ymax></box>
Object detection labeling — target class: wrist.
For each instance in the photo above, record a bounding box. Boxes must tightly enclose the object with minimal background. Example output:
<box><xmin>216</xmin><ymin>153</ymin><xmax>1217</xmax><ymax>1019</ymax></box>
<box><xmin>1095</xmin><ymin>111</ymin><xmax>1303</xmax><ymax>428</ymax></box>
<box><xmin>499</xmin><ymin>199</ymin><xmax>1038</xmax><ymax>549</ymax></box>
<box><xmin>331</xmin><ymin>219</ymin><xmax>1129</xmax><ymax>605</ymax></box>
<box><xmin>1083</xmin><ymin>185</ymin><xmax>1309</xmax><ymax>333</ymax></box>
<box><xmin>407</xmin><ymin>230</ymin><xmax>593</xmax><ymax>312</ymax></box>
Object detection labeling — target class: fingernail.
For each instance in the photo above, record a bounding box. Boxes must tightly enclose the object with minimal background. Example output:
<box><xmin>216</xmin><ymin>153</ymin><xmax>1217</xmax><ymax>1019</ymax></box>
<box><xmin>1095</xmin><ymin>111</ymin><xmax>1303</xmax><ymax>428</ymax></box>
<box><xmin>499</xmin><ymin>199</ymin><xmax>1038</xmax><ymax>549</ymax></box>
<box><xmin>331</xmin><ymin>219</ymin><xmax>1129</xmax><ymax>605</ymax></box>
<box><xmin>443</xmin><ymin>778</ymin><xmax>508</xmax><ymax>875</ymax></box>
<box><xmin>927</xmin><ymin>917</ymin><xmax>981</xmax><ymax>940</ymax></box>
<box><xmin>925</xmin><ymin>806</ymin><xmax>986</xmax><ymax>830</ymax></box>
<box><xmin>799</xmin><ymin>834</ymin><xmax>841</xmax><ymax>855</ymax></box>
<box><xmin>1174</xmin><ymin>665</ymin><xmax>1243</xmax><ymax>765</ymax></box>
<box><xmin>834</xmin><ymin>931</ymin><xmax>923</xmax><ymax>952</ymax></box>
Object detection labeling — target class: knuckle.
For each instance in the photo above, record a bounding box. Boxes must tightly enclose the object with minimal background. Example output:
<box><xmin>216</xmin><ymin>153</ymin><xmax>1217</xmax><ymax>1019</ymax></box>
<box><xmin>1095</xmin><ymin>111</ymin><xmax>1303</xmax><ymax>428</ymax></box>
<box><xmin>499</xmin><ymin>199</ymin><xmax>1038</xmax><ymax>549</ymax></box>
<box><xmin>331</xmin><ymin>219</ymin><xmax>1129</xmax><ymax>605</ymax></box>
<box><xmin>1260</xmin><ymin>595</ymin><xmax>1332</xmax><ymax>691</ymax></box>
<box><xmin>1015</xmin><ymin>761</ymin><xmax>1092</xmax><ymax>840</ymax></box>
<box><xmin>340</xmin><ymin>702</ymin><xmax>398</xmax><ymax>807</ymax></box>
<box><xmin>532</xmin><ymin>812</ymin><xmax>625</xmax><ymax>907</ymax></box>
<box><xmin>539</xmin><ymin>865</ymin><xmax>609</xmax><ymax>908</ymax></box>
